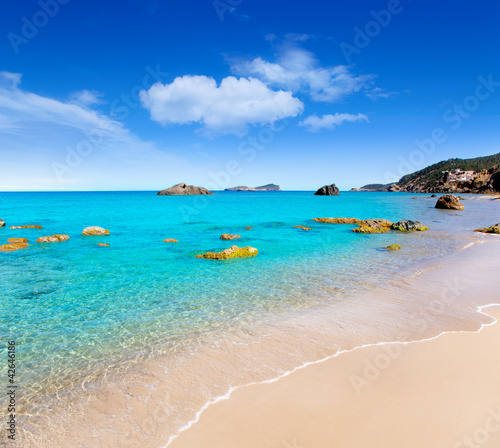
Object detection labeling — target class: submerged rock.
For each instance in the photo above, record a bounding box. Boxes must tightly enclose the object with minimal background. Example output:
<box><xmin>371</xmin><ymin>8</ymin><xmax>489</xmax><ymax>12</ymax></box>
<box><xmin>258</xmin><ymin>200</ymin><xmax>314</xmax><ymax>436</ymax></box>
<box><xmin>220</xmin><ymin>234</ymin><xmax>241</xmax><ymax>240</ymax></box>
<box><xmin>245</xmin><ymin>227</ymin><xmax>252</xmax><ymax>230</ymax></box>
<box><xmin>7</xmin><ymin>238</ymin><xmax>28</xmax><ymax>243</ymax></box>
<box><xmin>98</xmin><ymin>243</ymin><xmax>110</xmax><ymax>247</ymax></box>
<box><xmin>314</xmin><ymin>184</ymin><xmax>340</xmax><ymax>196</ymax></box>
<box><xmin>386</xmin><ymin>244</ymin><xmax>401</xmax><ymax>251</ymax></box>
<box><xmin>196</xmin><ymin>245</ymin><xmax>258</xmax><ymax>260</ymax></box>
<box><xmin>157</xmin><ymin>183</ymin><xmax>214</xmax><ymax>195</ymax></box>
<box><xmin>435</xmin><ymin>194</ymin><xmax>464</xmax><ymax>210</ymax></box>
<box><xmin>313</xmin><ymin>217</ymin><xmax>360</xmax><ymax>224</ymax></box>
<box><xmin>82</xmin><ymin>226</ymin><xmax>110</xmax><ymax>236</ymax></box>
<box><xmin>10</xmin><ymin>225</ymin><xmax>43</xmax><ymax>229</ymax></box>
<box><xmin>163</xmin><ymin>238</ymin><xmax>178</xmax><ymax>243</ymax></box>
<box><xmin>0</xmin><ymin>242</ymin><xmax>29</xmax><ymax>252</ymax></box>
<box><xmin>475</xmin><ymin>223</ymin><xmax>500</xmax><ymax>234</ymax></box>
<box><xmin>391</xmin><ymin>220</ymin><xmax>429</xmax><ymax>232</ymax></box>
<box><xmin>294</xmin><ymin>225</ymin><xmax>311</xmax><ymax>231</ymax></box>
<box><xmin>37</xmin><ymin>235</ymin><xmax>70</xmax><ymax>243</ymax></box>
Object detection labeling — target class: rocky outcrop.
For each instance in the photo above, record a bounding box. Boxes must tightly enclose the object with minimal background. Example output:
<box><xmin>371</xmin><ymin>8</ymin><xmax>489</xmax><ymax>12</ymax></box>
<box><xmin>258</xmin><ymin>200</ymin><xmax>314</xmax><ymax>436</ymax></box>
<box><xmin>220</xmin><ymin>234</ymin><xmax>241</xmax><ymax>240</ymax></box>
<box><xmin>196</xmin><ymin>245</ymin><xmax>258</xmax><ymax>260</ymax></box>
<box><xmin>435</xmin><ymin>194</ymin><xmax>464</xmax><ymax>210</ymax></box>
<box><xmin>0</xmin><ymin>219</ymin><xmax>5</xmax><ymax>227</ymax></box>
<box><xmin>82</xmin><ymin>226</ymin><xmax>110</xmax><ymax>236</ymax></box>
<box><xmin>475</xmin><ymin>224</ymin><xmax>500</xmax><ymax>234</ymax></box>
<box><xmin>294</xmin><ymin>225</ymin><xmax>311</xmax><ymax>230</ymax></box>
<box><xmin>386</xmin><ymin>244</ymin><xmax>401</xmax><ymax>251</ymax></box>
<box><xmin>0</xmin><ymin>242</ymin><xmax>29</xmax><ymax>252</ymax></box>
<box><xmin>7</xmin><ymin>238</ymin><xmax>28</xmax><ymax>243</ymax></box>
<box><xmin>391</xmin><ymin>220</ymin><xmax>429</xmax><ymax>232</ymax></box>
<box><xmin>37</xmin><ymin>235</ymin><xmax>70</xmax><ymax>243</ymax></box>
<box><xmin>157</xmin><ymin>183</ymin><xmax>214</xmax><ymax>195</ymax></box>
<box><xmin>359</xmin><ymin>219</ymin><xmax>393</xmax><ymax>228</ymax></box>
<box><xmin>313</xmin><ymin>217</ymin><xmax>360</xmax><ymax>224</ymax></box>
<box><xmin>388</xmin><ymin>184</ymin><xmax>401</xmax><ymax>192</ymax></box>
<box><xmin>163</xmin><ymin>238</ymin><xmax>178</xmax><ymax>243</ymax></box>
<box><xmin>10</xmin><ymin>225</ymin><xmax>43</xmax><ymax>229</ymax></box>
<box><xmin>314</xmin><ymin>184</ymin><xmax>340</xmax><ymax>196</ymax></box>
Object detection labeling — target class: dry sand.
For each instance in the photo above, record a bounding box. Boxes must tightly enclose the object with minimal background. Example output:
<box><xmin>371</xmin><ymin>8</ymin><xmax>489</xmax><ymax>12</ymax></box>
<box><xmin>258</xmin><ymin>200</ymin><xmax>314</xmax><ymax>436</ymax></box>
<box><xmin>170</xmin><ymin>299</ymin><xmax>500</xmax><ymax>447</ymax></box>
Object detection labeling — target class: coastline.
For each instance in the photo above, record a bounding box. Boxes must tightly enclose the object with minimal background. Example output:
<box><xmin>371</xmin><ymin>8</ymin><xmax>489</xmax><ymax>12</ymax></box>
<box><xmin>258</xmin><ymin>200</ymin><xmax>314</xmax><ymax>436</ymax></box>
<box><xmin>18</xmin><ymin>236</ymin><xmax>500</xmax><ymax>448</ymax></box>
<box><xmin>169</xmin><ymin>305</ymin><xmax>500</xmax><ymax>448</ymax></box>
<box><xmin>166</xmin><ymin>238</ymin><xmax>500</xmax><ymax>448</ymax></box>
<box><xmin>168</xmin><ymin>240</ymin><xmax>500</xmax><ymax>448</ymax></box>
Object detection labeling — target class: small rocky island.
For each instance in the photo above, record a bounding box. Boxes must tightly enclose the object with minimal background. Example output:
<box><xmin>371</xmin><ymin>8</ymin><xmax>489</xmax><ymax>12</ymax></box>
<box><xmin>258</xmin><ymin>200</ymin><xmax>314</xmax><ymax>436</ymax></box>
<box><xmin>314</xmin><ymin>184</ymin><xmax>340</xmax><ymax>195</ymax></box>
<box><xmin>157</xmin><ymin>183</ymin><xmax>214</xmax><ymax>195</ymax></box>
<box><xmin>225</xmin><ymin>184</ymin><xmax>280</xmax><ymax>191</ymax></box>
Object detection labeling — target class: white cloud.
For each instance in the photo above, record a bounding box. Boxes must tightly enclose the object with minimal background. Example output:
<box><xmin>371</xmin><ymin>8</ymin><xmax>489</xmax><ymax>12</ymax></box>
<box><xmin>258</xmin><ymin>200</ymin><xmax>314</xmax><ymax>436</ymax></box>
<box><xmin>139</xmin><ymin>75</ymin><xmax>303</xmax><ymax>136</ymax></box>
<box><xmin>366</xmin><ymin>87</ymin><xmax>398</xmax><ymax>100</ymax></box>
<box><xmin>299</xmin><ymin>113</ymin><xmax>369</xmax><ymax>132</ymax></box>
<box><xmin>69</xmin><ymin>89</ymin><xmax>105</xmax><ymax>107</ymax></box>
<box><xmin>0</xmin><ymin>71</ymin><xmax>201</xmax><ymax>191</ymax></box>
<box><xmin>230</xmin><ymin>45</ymin><xmax>376</xmax><ymax>103</ymax></box>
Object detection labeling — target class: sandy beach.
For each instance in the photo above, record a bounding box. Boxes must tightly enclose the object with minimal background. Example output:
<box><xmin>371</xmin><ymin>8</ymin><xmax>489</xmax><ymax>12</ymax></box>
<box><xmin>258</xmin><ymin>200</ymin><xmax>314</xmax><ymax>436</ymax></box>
<box><xmin>170</xmin><ymin>241</ymin><xmax>500</xmax><ymax>448</ymax></box>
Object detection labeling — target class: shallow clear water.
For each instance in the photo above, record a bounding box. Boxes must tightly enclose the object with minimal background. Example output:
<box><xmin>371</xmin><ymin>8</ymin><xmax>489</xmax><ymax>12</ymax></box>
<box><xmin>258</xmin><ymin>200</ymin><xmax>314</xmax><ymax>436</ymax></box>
<box><xmin>0</xmin><ymin>191</ymin><xmax>499</xmax><ymax>444</ymax></box>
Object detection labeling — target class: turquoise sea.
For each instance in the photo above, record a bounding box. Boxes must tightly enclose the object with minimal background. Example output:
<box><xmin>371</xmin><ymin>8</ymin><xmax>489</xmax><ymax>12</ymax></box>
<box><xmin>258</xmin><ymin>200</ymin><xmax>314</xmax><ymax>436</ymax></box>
<box><xmin>1</xmin><ymin>191</ymin><xmax>499</xmax><ymax>445</ymax></box>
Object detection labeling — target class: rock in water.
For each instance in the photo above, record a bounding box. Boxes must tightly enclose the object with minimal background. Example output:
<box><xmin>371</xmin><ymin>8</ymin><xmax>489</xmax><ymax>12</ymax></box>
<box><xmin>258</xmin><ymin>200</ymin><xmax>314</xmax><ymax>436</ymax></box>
<box><xmin>10</xmin><ymin>225</ymin><xmax>43</xmax><ymax>229</ymax></box>
<box><xmin>7</xmin><ymin>238</ymin><xmax>29</xmax><ymax>243</ymax></box>
<box><xmin>435</xmin><ymin>194</ymin><xmax>464</xmax><ymax>210</ymax></box>
<box><xmin>294</xmin><ymin>225</ymin><xmax>311</xmax><ymax>231</ymax></box>
<box><xmin>386</xmin><ymin>244</ymin><xmax>401</xmax><ymax>251</ymax></box>
<box><xmin>475</xmin><ymin>223</ymin><xmax>500</xmax><ymax>234</ymax></box>
<box><xmin>196</xmin><ymin>245</ymin><xmax>258</xmax><ymax>260</ymax></box>
<box><xmin>0</xmin><ymin>219</ymin><xmax>5</xmax><ymax>227</ymax></box>
<box><xmin>359</xmin><ymin>219</ymin><xmax>393</xmax><ymax>228</ymax></box>
<box><xmin>314</xmin><ymin>184</ymin><xmax>340</xmax><ymax>196</ymax></box>
<box><xmin>313</xmin><ymin>217</ymin><xmax>360</xmax><ymax>224</ymax></box>
<box><xmin>37</xmin><ymin>235</ymin><xmax>70</xmax><ymax>243</ymax></box>
<box><xmin>220</xmin><ymin>234</ymin><xmax>241</xmax><ymax>240</ymax></box>
<box><xmin>0</xmin><ymin>242</ymin><xmax>29</xmax><ymax>252</ymax></box>
<box><xmin>163</xmin><ymin>238</ymin><xmax>178</xmax><ymax>243</ymax></box>
<box><xmin>157</xmin><ymin>183</ymin><xmax>214</xmax><ymax>195</ymax></box>
<box><xmin>82</xmin><ymin>226</ymin><xmax>110</xmax><ymax>236</ymax></box>
<box><xmin>391</xmin><ymin>220</ymin><xmax>429</xmax><ymax>232</ymax></box>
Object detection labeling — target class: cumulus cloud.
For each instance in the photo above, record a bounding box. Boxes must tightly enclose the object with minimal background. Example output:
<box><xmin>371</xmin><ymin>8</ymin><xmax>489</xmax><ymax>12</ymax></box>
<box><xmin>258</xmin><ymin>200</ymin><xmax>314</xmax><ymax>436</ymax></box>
<box><xmin>230</xmin><ymin>45</ymin><xmax>376</xmax><ymax>103</ymax></box>
<box><xmin>139</xmin><ymin>75</ymin><xmax>303</xmax><ymax>136</ymax></box>
<box><xmin>299</xmin><ymin>113</ymin><xmax>369</xmax><ymax>132</ymax></box>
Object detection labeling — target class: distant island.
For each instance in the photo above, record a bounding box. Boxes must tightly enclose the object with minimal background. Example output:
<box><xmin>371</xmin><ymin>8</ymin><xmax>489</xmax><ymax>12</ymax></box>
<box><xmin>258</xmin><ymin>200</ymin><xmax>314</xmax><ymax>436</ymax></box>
<box><xmin>225</xmin><ymin>184</ymin><xmax>281</xmax><ymax>191</ymax></box>
<box><xmin>353</xmin><ymin>152</ymin><xmax>500</xmax><ymax>194</ymax></box>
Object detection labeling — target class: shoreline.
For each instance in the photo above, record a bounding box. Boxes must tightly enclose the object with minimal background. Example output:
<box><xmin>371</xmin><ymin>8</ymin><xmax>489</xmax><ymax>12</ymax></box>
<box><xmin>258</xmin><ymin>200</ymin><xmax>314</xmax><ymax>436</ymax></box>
<box><xmin>166</xmin><ymin>239</ymin><xmax>500</xmax><ymax>448</ymax></box>
<box><xmin>168</xmin><ymin>306</ymin><xmax>500</xmax><ymax>448</ymax></box>
<box><xmin>15</xmin><ymin>231</ymin><xmax>500</xmax><ymax>447</ymax></box>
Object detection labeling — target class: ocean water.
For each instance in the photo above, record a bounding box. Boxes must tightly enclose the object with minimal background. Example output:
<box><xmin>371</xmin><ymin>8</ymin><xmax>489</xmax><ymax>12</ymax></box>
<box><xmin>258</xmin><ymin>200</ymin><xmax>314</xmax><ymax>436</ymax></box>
<box><xmin>1</xmin><ymin>191</ymin><xmax>499</xmax><ymax>446</ymax></box>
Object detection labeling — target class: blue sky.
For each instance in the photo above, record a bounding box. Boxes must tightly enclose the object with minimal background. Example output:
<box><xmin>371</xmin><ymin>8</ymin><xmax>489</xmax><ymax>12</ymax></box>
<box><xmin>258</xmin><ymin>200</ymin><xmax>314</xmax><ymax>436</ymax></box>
<box><xmin>1</xmin><ymin>0</ymin><xmax>499</xmax><ymax>191</ymax></box>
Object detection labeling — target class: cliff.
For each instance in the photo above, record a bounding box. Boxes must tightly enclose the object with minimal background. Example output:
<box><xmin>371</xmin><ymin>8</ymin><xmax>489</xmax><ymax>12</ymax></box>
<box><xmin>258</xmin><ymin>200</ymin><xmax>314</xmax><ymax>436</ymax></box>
<box><xmin>357</xmin><ymin>153</ymin><xmax>500</xmax><ymax>194</ymax></box>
